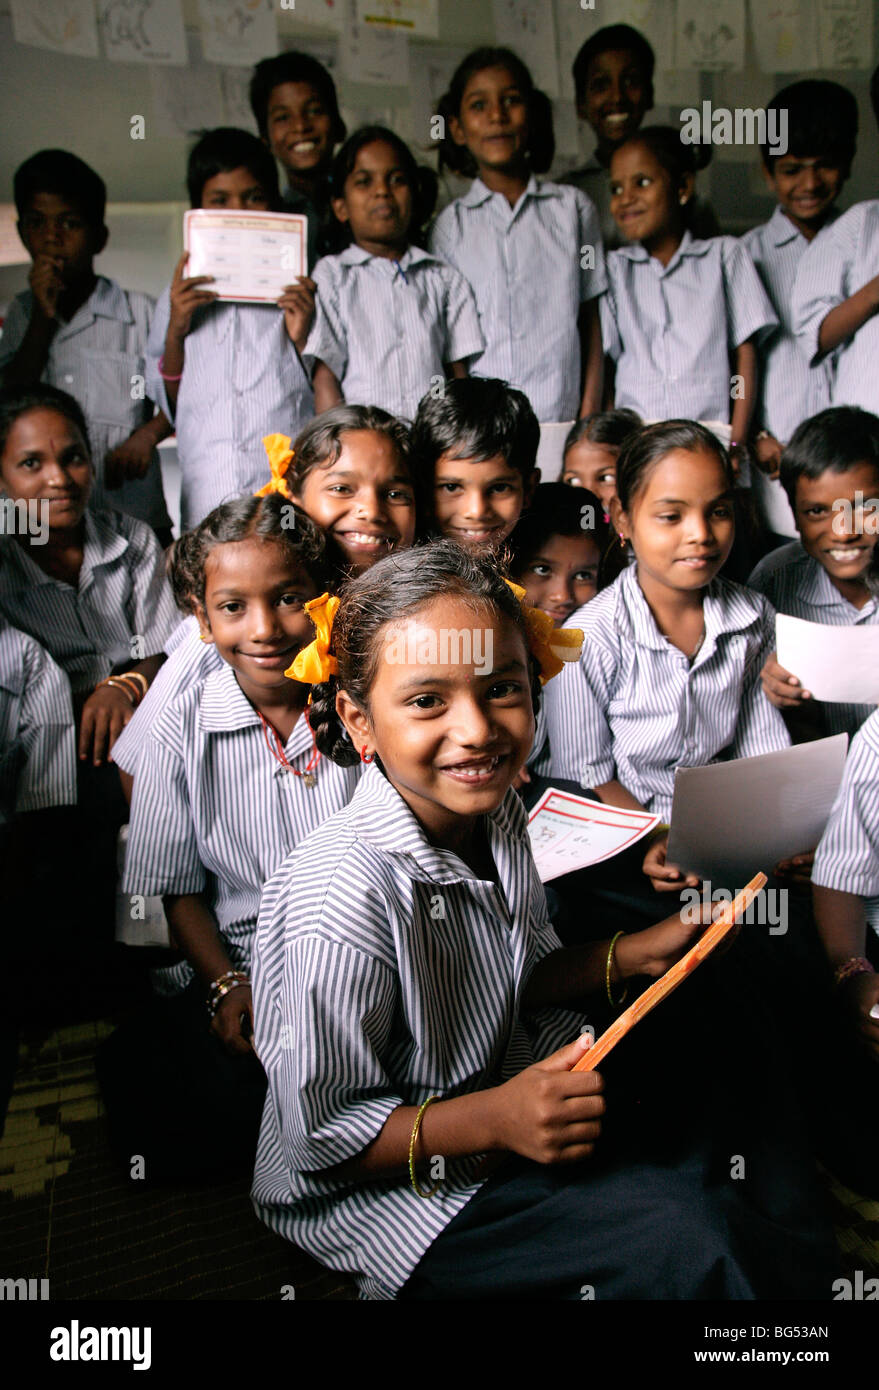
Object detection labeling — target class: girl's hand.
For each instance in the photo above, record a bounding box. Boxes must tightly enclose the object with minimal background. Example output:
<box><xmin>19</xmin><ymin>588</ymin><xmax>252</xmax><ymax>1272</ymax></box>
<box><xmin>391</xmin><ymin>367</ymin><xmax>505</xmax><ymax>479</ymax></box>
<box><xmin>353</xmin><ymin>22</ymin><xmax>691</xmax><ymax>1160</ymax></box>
<box><xmin>79</xmin><ymin>684</ymin><xmax>134</xmax><ymax>765</ymax></box>
<box><xmin>839</xmin><ymin>972</ymin><xmax>879</xmax><ymax>1061</ymax></box>
<box><xmin>211</xmin><ymin>984</ymin><xmax>254</xmax><ymax>1056</ymax></box>
<box><xmin>104</xmin><ymin>424</ymin><xmax>156</xmax><ymax>488</ymax></box>
<box><xmin>167</xmin><ymin>252</ymin><xmax>217</xmax><ymax>342</ymax></box>
<box><xmin>754</xmin><ymin>433</ymin><xmax>784</xmax><ymax>479</ymax></box>
<box><xmin>617</xmin><ymin>901</ymin><xmax>715</xmax><ymax>980</ymax></box>
<box><xmin>487</xmin><ymin>1034</ymin><xmax>604</xmax><ymax>1164</ymax></box>
<box><xmin>29</xmin><ymin>253</ymin><xmax>65</xmax><ymax>321</ymax></box>
<box><xmin>761</xmin><ymin>651</ymin><xmax>811</xmax><ymax>708</ymax></box>
<box><xmin>774</xmin><ymin>848</ymin><xmax>814</xmax><ymax>884</ymax></box>
<box><xmin>277</xmin><ymin>276</ymin><xmax>316</xmax><ymax>350</ymax></box>
<box><xmin>642</xmin><ymin>834</ymin><xmax>700</xmax><ymax>894</ymax></box>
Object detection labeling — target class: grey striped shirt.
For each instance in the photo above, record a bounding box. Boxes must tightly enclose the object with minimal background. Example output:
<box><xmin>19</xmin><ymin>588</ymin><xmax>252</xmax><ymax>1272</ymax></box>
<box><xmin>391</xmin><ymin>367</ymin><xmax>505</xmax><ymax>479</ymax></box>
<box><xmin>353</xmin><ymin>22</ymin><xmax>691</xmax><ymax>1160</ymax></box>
<box><xmin>543</xmin><ymin>565</ymin><xmax>790</xmax><ymax>820</ymax></box>
<box><xmin>305</xmin><ymin>244</ymin><xmax>484</xmax><ymax>421</ymax></box>
<box><xmin>749</xmin><ymin>540</ymin><xmax>878</xmax><ymax>740</ymax></box>
<box><xmin>813</xmin><ymin>709</ymin><xmax>879</xmax><ymax>907</ymax></box>
<box><xmin>0</xmin><ymin>510</ymin><xmax>178</xmax><ymax>695</ymax></box>
<box><xmin>110</xmin><ymin>616</ymin><xmax>221</xmax><ymax>776</ymax></box>
<box><xmin>251</xmin><ymin>762</ymin><xmax>587</xmax><ymax>1300</ymax></box>
<box><xmin>429</xmin><ymin>175</ymin><xmax>607</xmax><ymax>421</ymax></box>
<box><xmin>600</xmin><ymin>232</ymin><xmax>777</xmax><ymax>423</ymax></box>
<box><xmin>122</xmin><ymin>660</ymin><xmax>360</xmax><ymax>992</ymax></box>
<box><xmin>0</xmin><ymin>277</ymin><xmax>170</xmax><ymax>530</ymax></box>
<box><xmin>742</xmin><ymin>206</ymin><xmax>837</xmax><ymax>444</ymax></box>
<box><xmin>793</xmin><ymin>199</ymin><xmax>879</xmax><ymax>415</ymax></box>
<box><xmin>0</xmin><ymin>621</ymin><xmax>75</xmax><ymax>823</ymax></box>
<box><xmin>146</xmin><ymin>290</ymin><xmax>314</xmax><ymax>531</ymax></box>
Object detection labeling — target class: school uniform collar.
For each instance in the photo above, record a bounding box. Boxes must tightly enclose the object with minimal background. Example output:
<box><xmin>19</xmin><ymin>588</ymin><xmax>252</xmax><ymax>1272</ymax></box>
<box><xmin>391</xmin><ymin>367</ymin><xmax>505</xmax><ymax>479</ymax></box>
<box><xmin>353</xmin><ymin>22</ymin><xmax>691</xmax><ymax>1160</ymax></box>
<box><xmin>798</xmin><ymin>546</ymin><xmax>879</xmax><ymax>617</ymax></box>
<box><xmin>0</xmin><ymin>508</ymin><xmax>129</xmax><ymax>594</ymax></box>
<box><xmin>769</xmin><ymin>203</ymin><xmax>839</xmax><ymax>247</ymax></box>
<box><xmin>616</xmin><ymin>228</ymin><xmax>712</xmax><ymax>272</ymax></box>
<box><xmin>622</xmin><ymin>564</ymin><xmax>762</xmax><ymax>654</ymax></box>
<box><xmin>53</xmin><ymin>276</ymin><xmax>135</xmax><ymax>341</ymax></box>
<box><xmin>198</xmin><ymin>662</ymin><xmax>315</xmax><ymax>758</ymax></box>
<box><xmin>348</xmin><ymin>761</ymin><xmax>525</xmax><ymax>886</ymax></box>
<box><xmin>460</xmin><ymin>174</ymin><xmax>555</xmax><ymax>209</ymax></box>
<box><xmin>337</xmin><ymin>243</ymin><xmax>437</xmax><ymax>273</ymax></box>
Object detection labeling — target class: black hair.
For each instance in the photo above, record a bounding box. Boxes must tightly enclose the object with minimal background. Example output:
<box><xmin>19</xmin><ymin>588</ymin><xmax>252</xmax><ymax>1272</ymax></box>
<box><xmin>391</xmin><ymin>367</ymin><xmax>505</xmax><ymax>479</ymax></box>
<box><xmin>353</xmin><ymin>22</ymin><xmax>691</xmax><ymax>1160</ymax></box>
<box><xmin>616</xmin><ymin>419</ymin><xmax>733</xmax><ymax>513</ymax></box>
<box><xmin>564</xmin><ymin>408</ymin><xmax>643</xmax><ymax>456</ymax></box>
<box><xmin>170</xmin><ymin>494</ymin><xmax>328</xmax><ymax>613</ymax></box>
<box><xmin>779</xmin><ymin>407</ymin><xmax>879</xmax><ymax>511</ymax></box>
<box><xmin>186</xmin><ymin>127</ymin><xmax>281</xmax><ymax>209</ymax></box>
<box><xmin>249</xmin><ymin>50</ymin><xmax>346</xmax><ymax>147</ymax></box>
<box><xmin>288</xmin><ymin>404</ymin><xmax>413</xmax><ymax>497</ymax></box>
<box><xmin>327</xmin><ymin>126</ymin><xmax>437</xmax><ymax>249</ymax></box>
<box><xmin>14</xmin><ymin>149</ymin><xmax>106</xmax><ymax>230</ymax></box>
<box><xmin>571</xmin><ymin>23</ymin><xmax>655</xmax><ymax>107</ymax></box>
<box><xmin>507</xmin><ymin>482</ymin><xmax>625</xmax><ymax>590</ymax></box>
<box><xmin>307</xmin><ymin>538</ymin><xmax>541</xmax><ymax>766</ymax></box>
<box><xmin>761</xmin><ymin>80</ymin><xmax>858</xmax><ymax>172</ymax></box>
<box><xmin>0</xmin><ymin>383</ymin><xmax>91</xmax><ymax>459</ymax></box>
<box><xmin>437</xmin><ymin>46</ymin><xmax>554</xmax><ymax>178</ymax></box>
<box><xmin>410</xmin><ymin>378</ymin><xmax>540</xmax><ymax>512</ymax></box>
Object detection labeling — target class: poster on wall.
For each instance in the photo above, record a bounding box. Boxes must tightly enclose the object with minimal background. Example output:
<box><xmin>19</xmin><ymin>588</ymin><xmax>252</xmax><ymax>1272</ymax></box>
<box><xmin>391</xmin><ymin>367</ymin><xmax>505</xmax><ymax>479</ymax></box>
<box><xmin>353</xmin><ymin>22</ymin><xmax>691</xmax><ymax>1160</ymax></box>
<box><xmin>676</xmin><ymin>0</ymin><xmax>745</xmax><ymax>71</ymax></box>
<box><xmin>819</xmin><ymin>0</ymin><xmax>873</xmax><ymax>69</ymax></box>
<box><xmin>295</xmin><ymin>0</ymin><xmax>345</xmax><ymax>32</ymax></box>
<box><xmin>10</xmin><ymin>0</ymin><xmax>99</xmax><ymax>58</ymax></box>
<box><xmin>749</xmin><ymin>0</ymin><xmax>820</xmax><ymax>72</ymax></box>
<box><xmin>356</xmin><ymin>0</ymin><xmax>439</xmax><ymax>39</ymax></box>
<box><xmin>492</xmin><ymin>0</ymin><xmax>560</xmax><ymax>99</ymax></box>
<box><xmin>340</xmin><ymin>0</ymin><xmax>410</xmax><ymax>86</ymax></box>
<box><xmin>198</xmin><ymin>0</ymin><xmax>278</xmax><ymax>67</ymax></box>
<box><xmin>99</xmin><ymin>0</ymin><xmax>187</xmax><ymax>65</ymax></box>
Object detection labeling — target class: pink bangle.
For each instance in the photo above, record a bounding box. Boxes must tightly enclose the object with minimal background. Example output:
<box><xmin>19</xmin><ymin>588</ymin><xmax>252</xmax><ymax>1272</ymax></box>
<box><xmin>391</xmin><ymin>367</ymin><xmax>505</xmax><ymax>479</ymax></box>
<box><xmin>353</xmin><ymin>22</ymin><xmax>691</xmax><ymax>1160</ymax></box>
<box><xmin>158</xmin><ymin>355</ymin><xmax>183</xmax><ymax>382</ymax></box>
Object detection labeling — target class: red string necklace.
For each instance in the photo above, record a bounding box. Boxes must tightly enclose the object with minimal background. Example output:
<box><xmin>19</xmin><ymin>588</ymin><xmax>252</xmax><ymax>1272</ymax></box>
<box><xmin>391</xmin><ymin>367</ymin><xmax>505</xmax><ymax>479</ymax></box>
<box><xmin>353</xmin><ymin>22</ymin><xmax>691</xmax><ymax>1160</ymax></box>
<box><xmin>257</xmin><ymin>705</ymin><xmax>321</xmax><ymax>788</ymax></box>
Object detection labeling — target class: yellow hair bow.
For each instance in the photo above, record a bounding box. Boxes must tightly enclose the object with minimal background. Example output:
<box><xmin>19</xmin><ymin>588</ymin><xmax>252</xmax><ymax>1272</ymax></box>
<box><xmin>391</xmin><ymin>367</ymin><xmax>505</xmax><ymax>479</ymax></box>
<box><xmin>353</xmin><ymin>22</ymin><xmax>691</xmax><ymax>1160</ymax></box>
<box><xmin>505</xmin><ymin>579</ymin><xmax>584</xmax><ymax>685</ymax></box>
<box><xmin>286</xmin><ymin>593</ymin><xmax>340</xmax><ymax>685</ymax></box>
<box><xmin>255</xmin><ymin>434</ymin><xmax>295</xmax><ymax>500</ymax></box>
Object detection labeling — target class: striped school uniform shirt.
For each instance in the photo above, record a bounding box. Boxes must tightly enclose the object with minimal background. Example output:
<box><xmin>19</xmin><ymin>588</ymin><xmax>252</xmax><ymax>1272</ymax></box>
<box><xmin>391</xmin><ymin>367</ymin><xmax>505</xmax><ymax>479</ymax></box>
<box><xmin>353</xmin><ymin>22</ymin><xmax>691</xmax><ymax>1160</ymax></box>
<box><xmin>305</xmin><ymin>244</ymin><xmax>484</xmax><ymax>421</ymax></box>
<box><xmin>146</xmin><ymin>292</ymin><xmax>314</xmax><ymax>531</ymax></box>
<box><xmin>429</xmin><ymin>176</ymin><xmax>607</xmax><ymax>421</ymax></box>
<box><xmin>251</xmin><ymin>761</ymin><xmax>588</xmax><ymax>1300</ymax></box>
<box><xmin>110</xmin><ymin>616</ymin><xmax>222</xmax><ymax>776</ymax></box>
<box><xmin>793</xmin><ymin>200</ymin><xmax>879</xmax><ymax>415</ymax></box>
<box><xmin>0</xmin><ymin>510</ymin><xmax>178</xmax><ymax>695</ymax></box>
<box><xmin>0</xmin><ymin>277</ymin><xmax>170</xmax><ymax>531</ymax></box>
<box><xmin>543</xmin><ymin>565</ymin><xmax>790</xmax><ymax>821</ymax></box>
<box><xmin>122</xmin><ymin>661</ymin><xmax>361</xmax><ymax>992</ymax></box>
<box><xmin>0</xmin><ymin>621</ymin><xmax>76</xmax><ymax>823</ymax></box>
<box><xmin>748</xmin><ymin>540</ymin><xmax>879</xmax><ymax>740</ymax></box>
<box><xmin>600</xmin><ymin>232</ymin><xmax>777</xmax><ymax>424</ymax></box>
<box><xmin>812</xmin><ymin>709</ymin><xmax>879</xmax><ymax>931</ymax></box>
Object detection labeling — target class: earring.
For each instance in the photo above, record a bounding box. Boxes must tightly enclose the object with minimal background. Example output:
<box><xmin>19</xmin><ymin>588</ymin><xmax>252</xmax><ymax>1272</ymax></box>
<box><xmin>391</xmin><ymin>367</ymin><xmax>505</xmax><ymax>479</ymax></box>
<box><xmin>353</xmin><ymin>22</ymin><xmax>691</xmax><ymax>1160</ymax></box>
<box><xmin>618</xmin><ymin>532</ymin><xmax>627</xmax><ymax>549</ymax></box>
<box><xmin>199</xmin><ymin>633</ymin><xmax>210</xmax><ymax>642</ymax></box>
<box><xmin>360</xmin><ymin>746</ymin><xmax>374</xmax><ymax>764</ymax></box>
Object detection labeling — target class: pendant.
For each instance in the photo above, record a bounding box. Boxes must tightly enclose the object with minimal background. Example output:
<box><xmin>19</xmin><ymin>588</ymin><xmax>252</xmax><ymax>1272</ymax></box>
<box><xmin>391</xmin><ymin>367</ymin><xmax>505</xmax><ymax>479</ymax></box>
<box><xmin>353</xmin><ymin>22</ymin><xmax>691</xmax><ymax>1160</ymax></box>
<box><xmin>302</xmin><ymin>772</ymin><xmax>316</xmax><ymax>789</ymax></box>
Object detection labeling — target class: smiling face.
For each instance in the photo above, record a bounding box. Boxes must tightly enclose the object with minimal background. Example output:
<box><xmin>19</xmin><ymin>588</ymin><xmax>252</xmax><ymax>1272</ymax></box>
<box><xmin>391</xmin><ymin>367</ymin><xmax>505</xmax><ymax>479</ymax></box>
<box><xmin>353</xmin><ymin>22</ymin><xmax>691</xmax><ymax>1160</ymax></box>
<box><xmin>562</xmin><ymin>440</ymin><xmax>619</xmax><ymax>511</ymax></box>
<box><xmin>793</xmin><ymin>462</ymin><xmax>879</xmax><ymax>602</ymax></box>
<box><xmin>265</xmin><ymin>80</ymin><xmax>335</xmax><ymax>180</ymax></box>
<box><xmin>764</xmin><ymin>154</ymin><xmax>845</xmax><ymax>238</ymax></box>
<box><xmin>517</xmin><ymin>533</ymin><xmax>602</xmax><ymax>625</ymax></box>
<box><xmin>609</xmin><ymin>140</ymin><xmax>687</xmax><ymax>249</ymax></box>
<box><xmin>450</xmin><ymin>64</ymin><xmax>531</xmax><ymax>178</ymax></box>
<box><xmin>18</xmin><ymin>192</ymin><xmax>105</xmax><ymax>288</ymax></box>
<box><xmin>433</xmin><ymin>452</ymin><xmax>535</xmax><ymax>550</ymax></box>
<box><xmin>1</xmin><ymin>407</ymin><xmax>91</xmax><ymax>529</ymax></box>
<box><xmin>200</xmin><ymin>166</ymin><xmax>271</xmax><ymax>210</ymax></box>
<box><xmin>197</xmin><ymin>536</ymin><xmax>317</xmax><ymax>706</ymax></box>
<box><xmin>616</xmin><ymin>447</ymin><xmax>735</xmax><ymax>600</ymax></box>
<box><xmin>332</xmin><ymin>139</ymin><xmax>413</xmax><ymax>254</ymax></box>
<box><xmin>578</xmin><ymin>48</ymin><xmax>652</xmax><ymax>154</ymax></box>
<box><xmin>338</xmin><ymin>596</ymin><xmax>535</xmax><ymax>844</ymax></box>
<box><xmin>294</xmin><ymin>429</ymin><xmax>416</xmax><ymax>574</ymax></box>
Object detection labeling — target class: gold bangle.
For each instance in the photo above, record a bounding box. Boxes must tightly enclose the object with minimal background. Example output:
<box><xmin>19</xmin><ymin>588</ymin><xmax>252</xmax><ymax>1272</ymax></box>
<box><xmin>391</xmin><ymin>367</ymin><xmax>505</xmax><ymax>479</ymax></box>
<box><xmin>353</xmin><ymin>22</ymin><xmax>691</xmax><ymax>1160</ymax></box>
<box><xmin>408</xmin><ymin>1095</ymin><xmax>441</xmax><ymax>1198</ymax></box>
<box><xmin>606</xmin><ymin>931</ymin><xmax>629</xmax><ymax>1009</ymax></box>
<box><xmin>120</xmin><ymin>670</ymin><xmax>149</xmax><ymax>700</ymax></box>
<box><xmin>97</xmin><ymin>676</ymin><xmax>137</xmax><ymax>707</ymax></box>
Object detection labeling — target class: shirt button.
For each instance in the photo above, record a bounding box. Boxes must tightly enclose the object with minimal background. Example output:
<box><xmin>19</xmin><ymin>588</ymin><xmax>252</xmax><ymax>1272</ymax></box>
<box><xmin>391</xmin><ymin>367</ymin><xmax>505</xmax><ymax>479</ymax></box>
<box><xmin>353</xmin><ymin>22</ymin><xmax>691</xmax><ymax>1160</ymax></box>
<box><xmin>64</xmin><ymin>374</ymin><xmax>74</xmax><ymax>384</ymax></box>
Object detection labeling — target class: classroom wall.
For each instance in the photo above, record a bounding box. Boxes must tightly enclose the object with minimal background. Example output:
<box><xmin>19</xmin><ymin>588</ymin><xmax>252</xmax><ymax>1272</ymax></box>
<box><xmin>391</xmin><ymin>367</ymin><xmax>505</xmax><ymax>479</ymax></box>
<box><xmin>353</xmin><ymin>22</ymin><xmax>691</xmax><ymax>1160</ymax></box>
<box><xmin>1</xmin><ymin>0</ymin><xmax>878</xmax><ymax>309</ymax></box>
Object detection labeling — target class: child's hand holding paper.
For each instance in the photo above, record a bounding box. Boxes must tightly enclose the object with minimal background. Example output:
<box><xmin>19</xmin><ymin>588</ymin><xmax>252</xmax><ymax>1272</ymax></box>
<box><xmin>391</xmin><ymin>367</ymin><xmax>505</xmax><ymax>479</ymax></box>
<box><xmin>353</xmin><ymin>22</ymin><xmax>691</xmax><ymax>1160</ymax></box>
<box><xmin>760</xmin><ymin>650</ymin><xmax>812</xmax><ymax>708</ymax></box>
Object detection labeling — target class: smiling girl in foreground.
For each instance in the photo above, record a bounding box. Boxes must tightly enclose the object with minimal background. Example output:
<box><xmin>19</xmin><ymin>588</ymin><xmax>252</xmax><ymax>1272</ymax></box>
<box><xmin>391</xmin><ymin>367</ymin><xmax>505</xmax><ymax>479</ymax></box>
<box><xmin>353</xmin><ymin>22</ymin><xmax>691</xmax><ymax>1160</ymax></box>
<box><xmin>250</xmin><ymin>539</ymin><xmax>833</xmax><ymax>1300</ymax></box>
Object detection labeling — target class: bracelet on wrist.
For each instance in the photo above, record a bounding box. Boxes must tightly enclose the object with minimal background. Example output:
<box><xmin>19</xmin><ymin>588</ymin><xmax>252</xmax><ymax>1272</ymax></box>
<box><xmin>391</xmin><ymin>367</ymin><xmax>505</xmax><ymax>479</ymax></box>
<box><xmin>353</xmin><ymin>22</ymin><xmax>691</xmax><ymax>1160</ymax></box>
<box><xmin>408</xmin><ymin>1095</ymin><xmax>441</xmax><ymax>1198</ymax></box>
<box><xmin>206</xmin><ymin>971</ymin><xmax>250</xmax><ymax>1019</ymax></box>
<box><xmin>606</xmin><ymin>931</ymin><xmax>629</xmax><ymax>1009</ymax></box>
<box><xmin>95</xmin><ymin>675</ymin><xmax>138</xmax><ymax>707</ymax></box>
<box><xmin>158</xmin><ymin>354</ymin><xmax>183</xmax><ymax>382</ymax></box>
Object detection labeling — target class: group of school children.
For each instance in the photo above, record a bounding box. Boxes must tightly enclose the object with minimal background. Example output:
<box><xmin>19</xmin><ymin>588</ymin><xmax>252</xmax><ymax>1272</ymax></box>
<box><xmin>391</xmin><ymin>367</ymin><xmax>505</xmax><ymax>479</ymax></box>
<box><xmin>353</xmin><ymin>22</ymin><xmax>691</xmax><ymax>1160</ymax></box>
<box><xmin>2</xmin><ymin>23</ymin><xmax>879</xmax><ymax>1301</ymax></box>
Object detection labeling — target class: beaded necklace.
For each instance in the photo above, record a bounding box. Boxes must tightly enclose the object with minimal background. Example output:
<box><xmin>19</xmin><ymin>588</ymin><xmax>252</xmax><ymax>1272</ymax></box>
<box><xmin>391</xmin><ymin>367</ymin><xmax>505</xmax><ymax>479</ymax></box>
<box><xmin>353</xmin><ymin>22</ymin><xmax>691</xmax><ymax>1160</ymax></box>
<box><xmin>258</xmin><ymin>706</ymin><xmax>321</xmax><ymax>788</ymax></box>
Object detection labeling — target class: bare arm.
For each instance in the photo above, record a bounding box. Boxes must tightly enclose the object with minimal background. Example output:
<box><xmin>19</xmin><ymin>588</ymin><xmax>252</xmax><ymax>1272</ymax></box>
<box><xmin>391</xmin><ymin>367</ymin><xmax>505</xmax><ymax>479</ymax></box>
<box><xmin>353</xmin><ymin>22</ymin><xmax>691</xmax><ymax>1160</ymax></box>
<box><xmin>312</xmin><ymin>359</ymin><xmax>344</xmax><ymax>413</ymax></box>
<box><xmin>578</xmin><ymin>298</ymin><xmax>604</xmax><ymax>418</ymax></box>
<box><xmin>817</xmin><ymin>274</ymin><xmax>879</xmax><ymax>355</ymax></box>
<box><xmin>729</xmin><ymin>338</ymin><xmax>758</xmax><ymax>462</ymax></box>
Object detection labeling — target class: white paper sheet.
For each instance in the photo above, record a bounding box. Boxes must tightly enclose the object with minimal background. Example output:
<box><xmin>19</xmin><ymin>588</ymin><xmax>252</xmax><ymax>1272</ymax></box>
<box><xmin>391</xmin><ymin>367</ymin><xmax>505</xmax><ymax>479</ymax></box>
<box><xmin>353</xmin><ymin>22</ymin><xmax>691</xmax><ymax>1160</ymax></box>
<box><xmin>676</xmin><ymin>0</ymin><xmax>745</xmax><ymax>71</ymax></box>
<box><xmin>184</xmin><ymin>210</ymin><xmax>308</xmax><ymax>303</ymax></box>
<box><xmin>776</xmin><ymin>613</ymin><xmax>879</xmax><ymax>705</ymax></box>
<box><xmin>356</xmin><ymin>0</ymin><xmax>438</xmax><ymax>38</ymax></box>
<box><xmin>10</xmin><ymin>0</ymin><xmax>99</xmax><ymax>57</ymax></box>
<box><xmin>98</xmin><ymin>0</ymin><xmax>187</xmax><ymax>65</ymax></box>
<box><xmin>749</xmin><ymin>0</ymin><xmax>820</xmax><ymax>73</ymax></box>
<box><xmin>295</xmin><ymin>0</ymin><xmax>344</xmax><ymax>33</ymax></box>
<box><xmin>666</xmin><ymin>734</ymin><xmax>848</xmax><ymax>884</ymax></box>
<box><xmin>527</xmin><ymin>788</ymin><xmax>660</xmax><ymax>882</ymax></box>
<box><xmin>340</xmin><ymin>0</ymin><xmax>410</xmax><ymax>86</ymax></box>
<box><xmin>197</xmin><ymin>0</ymin><xmax>278</xmax><ymax>67</ymax></box>
<box><xmin>819</xmin><ymin>0</ymin><xmax>873</xmax><ymax>69</ymax></box>
<box><xmin>492</xmin><ymin>0</ymin><xmax>560</xmax><ymax>99</ymax></box>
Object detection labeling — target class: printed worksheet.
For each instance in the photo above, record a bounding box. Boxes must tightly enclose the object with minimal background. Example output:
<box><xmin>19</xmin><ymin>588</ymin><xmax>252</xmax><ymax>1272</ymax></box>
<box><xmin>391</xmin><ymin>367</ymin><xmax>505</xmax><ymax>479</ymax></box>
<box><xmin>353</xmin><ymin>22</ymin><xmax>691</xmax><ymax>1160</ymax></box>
<box><xmin>184</xmin><ymin>210</ymin><xmax>307</xmax><ymax>303</ymax></box>
<box><xmin>776</xmin><ymin>613</ymin><xmax>879</xmax><ymax>705</ymax></box>
<box><xmin>527</xmin><ymin>789</ymin><xmax>660</xmax><ymax>882</ymax></box>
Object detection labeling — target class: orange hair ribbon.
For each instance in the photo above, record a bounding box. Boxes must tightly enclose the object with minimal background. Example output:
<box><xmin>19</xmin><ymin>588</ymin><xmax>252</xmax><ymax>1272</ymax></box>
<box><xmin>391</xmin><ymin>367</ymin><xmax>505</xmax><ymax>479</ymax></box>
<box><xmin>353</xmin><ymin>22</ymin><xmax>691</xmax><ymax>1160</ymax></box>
<box><xmin>255</xmin><ymin>434</ymin><xmax>295</xmax><ymax>500</ymax></box>
<box><xmin>286</xmin><ymin>593</ymin><xmax>340</xmax><ymax>685</ymax></box>
<box><xmin>504</xmin><ymin>579</ymin><xmax>584</xmax><ymax>684</ymax></box>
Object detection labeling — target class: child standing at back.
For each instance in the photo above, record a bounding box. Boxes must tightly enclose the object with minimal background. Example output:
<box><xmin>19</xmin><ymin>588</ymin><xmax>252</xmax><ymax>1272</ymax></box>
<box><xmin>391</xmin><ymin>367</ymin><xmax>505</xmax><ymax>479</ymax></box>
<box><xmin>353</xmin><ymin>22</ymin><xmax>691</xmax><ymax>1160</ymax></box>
<box><xmin>743</xmin><ymin>81</ymin><xmax>857</xmax><ymax>540</ymax></box>
<box><xmin>431</xmin><ymin>48</ymin><xmax>606</xmax><ymax>423</ymax></box>
<box><xmin>307</xmin><ymin>127</ymin><xmax>483</xmax><ymax>421</ymax></box>
<box><xmin>0</xmin><ymin>151</ymin><xmax>172</xmax><ymax>541</ymax></box>
<box><xmin>146</xmin><ymin>128</ymin><xmax>316</xmax><ymax>531</ymax></box>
